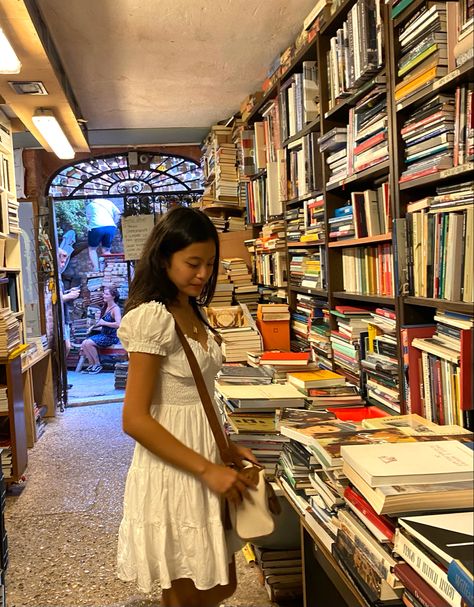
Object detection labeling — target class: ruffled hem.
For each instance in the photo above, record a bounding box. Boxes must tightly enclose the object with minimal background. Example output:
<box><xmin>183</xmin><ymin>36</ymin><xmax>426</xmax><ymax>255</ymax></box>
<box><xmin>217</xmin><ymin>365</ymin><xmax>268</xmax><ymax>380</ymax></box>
<box><xmin>117</xmin><ymin>518</ymin><xmax>233</xmax><ymax>592</ymax></box>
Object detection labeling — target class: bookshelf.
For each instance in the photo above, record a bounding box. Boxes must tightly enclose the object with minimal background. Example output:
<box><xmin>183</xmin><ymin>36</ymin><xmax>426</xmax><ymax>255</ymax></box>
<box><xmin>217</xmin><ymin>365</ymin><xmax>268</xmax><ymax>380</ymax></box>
<box><xmin>0</xmin><ymin>109</ymin><xmax>29</xmax><ymax>483</ymax></box>
<box><xmin>202</xmin><ymin>0</ymin><xmax>473</xmax><ymax>424</ymax></box>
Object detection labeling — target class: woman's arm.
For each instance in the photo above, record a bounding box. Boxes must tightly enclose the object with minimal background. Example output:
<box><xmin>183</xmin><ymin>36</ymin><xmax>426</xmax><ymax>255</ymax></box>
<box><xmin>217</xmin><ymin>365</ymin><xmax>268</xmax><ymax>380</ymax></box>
<box><xmin>123</xmin><ymin>352</ymin><xmax>256</xmax><ymax>501</ymax></box>
<box><xmin>98</xmin><ymin>307</ymin><xmax>122</xmax><ymax>329</ymax></box>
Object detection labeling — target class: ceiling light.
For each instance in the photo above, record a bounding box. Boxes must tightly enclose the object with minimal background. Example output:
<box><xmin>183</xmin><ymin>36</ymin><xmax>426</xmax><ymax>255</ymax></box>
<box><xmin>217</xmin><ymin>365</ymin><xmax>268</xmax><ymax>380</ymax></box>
<box><xmin>32</xmin><ymin>110</ymin><xmax>75</xmax><ymax>159</ymax></box>
<box><xmin>0</xmin><ymin>28</ymin><xmax>21</xmax><ymax>74</ymax></box>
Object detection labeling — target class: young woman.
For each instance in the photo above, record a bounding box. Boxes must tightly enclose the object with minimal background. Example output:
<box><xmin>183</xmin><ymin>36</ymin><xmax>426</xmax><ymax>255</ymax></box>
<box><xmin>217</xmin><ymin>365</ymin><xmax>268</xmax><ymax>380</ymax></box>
<box><xmin>117</xmin><ymin>206</ymin><xmax>257</xmax><ymax>607</ymax></box>
<box><xmin>80</xmin><ymin>285</ymin><xmax>121</xmax><ymax>374</ymax></box>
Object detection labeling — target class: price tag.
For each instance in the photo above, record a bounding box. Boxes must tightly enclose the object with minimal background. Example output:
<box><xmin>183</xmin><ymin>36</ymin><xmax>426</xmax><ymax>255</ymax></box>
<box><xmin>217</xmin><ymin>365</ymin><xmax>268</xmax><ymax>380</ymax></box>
<box><xmin>434</xmin><ymin>69</ymin><xmax>460</xmax><ymax>89</ymax></box>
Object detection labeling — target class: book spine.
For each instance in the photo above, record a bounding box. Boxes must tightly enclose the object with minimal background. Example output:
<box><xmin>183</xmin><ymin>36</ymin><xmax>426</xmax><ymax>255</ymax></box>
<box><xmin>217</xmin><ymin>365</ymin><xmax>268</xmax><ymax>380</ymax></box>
<box><xmin>394</xmin><ymin>531</ymin><xmax>463</xmax><ymax>607</ymax></box>
<box><xmin>447</xmin><ymin>560</ymin><xmax>474</xmax><ymax>607</ymax></box>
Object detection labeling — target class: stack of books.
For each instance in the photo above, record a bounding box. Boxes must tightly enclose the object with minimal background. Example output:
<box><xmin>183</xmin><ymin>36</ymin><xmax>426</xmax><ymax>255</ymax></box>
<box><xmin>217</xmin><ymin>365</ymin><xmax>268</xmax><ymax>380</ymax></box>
<box><xmin>340</xmin><ymin>436</ymin><xmax>474</xmax><ymax>606</ymax></box>
<box><xmin>0</xmin><ymin>442</ymin><xmax>12</xmax><ymax>479</ymax></box>
<box><xmin>285</xmin><ymin>207</ymin><xmax>305</xmax><ymax>242</ymax></box>
<box><xmin>0</xmin><ymin>386</ymin><xmax>7</xmax><ymax>414</ymax></box>
<box><xmin>303</xmin><ymin>195</ymin><xmax>325</xmax><ymax>242</ymax></box>
<box><xmin>206</xmin><ymin>304</ymin><xmax>262</xmax><ymax>362</ymax></box>
<box><xmin>248</xmin><ymin>350</ymin><xmax>317</xmax><ymax>384</ymax></box>
<box><xmin>220</xmin><ymin>258</ymin><xmax>259</xmax><ymax>313</ymax></box>
<box><xmin>214</xmin><ymin>142</ymin><xmax>239</xmax><ymax>202</ymax></box>
<box><xmin>291</xmin><ymin>296</ymin><xmax>328</xmax><ymax>356</ymax></box>
<box><xmin>394</xmin><ymin>3</ymin><xmax>448</xmax><ymax>105</ymax></box>
<box><xmin>114</xmin><ymin>361</ymin><xmax>128</xmax><ymax>390</ymax></box>
<box><xmin>227</xmin><ymin>216</ymin><xmax>246</xmax><ymax>231</ymax></box>
<box><xmin>400</xmin><ymin>94</ymin><xmax>455</xmax><ymax>183</ymax></box>
<box><xmin>209</xmin><ymin>275</ymin><xmax>234</xmax><ymax>308</ymax></box>
<box><xmin>215</xmin><ymin>382</ymin><xmax>305</xmax><ymax>475</ymax></box>
<box><xmin>330</xmin><ymin>306</ymin><xmax>372</xmax><ymax>388</ymax></box>
<box><xmin>252</xmin><ymin>545</ymin><xmax>303</xmax><ymax>605</ymax></box>
<box><xmin>287</xmin><ymin>369</ymin><xmax>364</xmax><ymax>409</ymax></box>
<box><xmin>328</xmin><ymin>203</ymin><xmax>355</xmax><ymax>241</ymax></box>
<box><xmin>301</xmin><ymin>296</ymin><xmax>332</xmax><ymax>369</ymax></box>
<box><xmin>361</xmin><ymin>308</ymin><xmax>400</xmax><ymax>412</ymax></box>
<box><xmin>0</xmin><ymin>309</ymin><xmax>21</xmax><ymax>357</ymax></box>
<box><xmin>318</xmin><ymin>127</ymin><xmax>348</xmax><ymax>185</ymax></box>
<box><xmin>349</xmin><ymin>83</ymin><xmax>388</xmax><ymax>175</ymax></box>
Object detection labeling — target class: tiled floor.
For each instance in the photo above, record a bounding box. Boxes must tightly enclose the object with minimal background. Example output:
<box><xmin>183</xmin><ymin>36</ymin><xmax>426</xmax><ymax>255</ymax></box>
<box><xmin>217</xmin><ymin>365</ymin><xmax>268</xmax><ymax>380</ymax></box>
<box><xmin>4</xmin><ymin>402</ymin><xmax>273</xmax><ymax>607</ymax></box>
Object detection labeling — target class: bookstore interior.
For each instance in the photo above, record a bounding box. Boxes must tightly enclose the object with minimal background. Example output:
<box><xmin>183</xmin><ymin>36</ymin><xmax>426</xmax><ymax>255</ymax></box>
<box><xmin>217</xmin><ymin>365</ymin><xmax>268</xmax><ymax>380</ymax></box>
<box><xmin>0</xmin><ymin>0</ymin><xmax>473</xmax><ymax>606</ymax></box>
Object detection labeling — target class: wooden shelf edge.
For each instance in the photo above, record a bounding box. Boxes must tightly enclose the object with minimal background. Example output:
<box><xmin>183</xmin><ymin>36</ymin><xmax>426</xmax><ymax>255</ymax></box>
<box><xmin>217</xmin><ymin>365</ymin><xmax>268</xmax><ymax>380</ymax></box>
<box><xmin>403</xmin><ymin>296</ymin><xmax>474</xmax><ymax>314</ymax></box>
<box><xmin>283</xmin><ymin>118</ymin><xmax>320</xmax><ymax>148</ymax></box>
<box><xmin>289</xmin><ymin>285</ymin><xmax>328</xmax><ymax>297</ymax></box>
<box><xmin>333</xmin><ymin>291</ymin><xmax>396</xmax><ymax>305</ymax></box>
<box><xmin>399</xmin><ymin>162</ymin><xmax>474</xmax><ymax>190</ymax></box>
<box><xmin>328</xmin><ymin>233</ymin><xmax>392</xmax><ymax>248</ymax></box>
<box><xmin>287</xmin><ymin>241</ymin><xmax>325</xmax><ymax>248</ymax></box>
<box><xmin>325</xmin><ymin>160</ymin><xmax>390</xmax><ymax>191</ymax></box>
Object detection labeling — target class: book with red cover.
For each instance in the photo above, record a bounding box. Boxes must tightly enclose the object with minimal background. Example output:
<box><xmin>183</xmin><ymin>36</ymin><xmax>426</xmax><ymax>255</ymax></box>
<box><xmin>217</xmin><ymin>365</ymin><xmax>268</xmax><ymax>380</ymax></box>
<box><xmin>343</xmin><ymin>486</ymin><xmax>395</xmax><ymax>542</ymax></box>
<box><xmin>401</xmin><ymin>325</ymin><xmax>436</xmax><ymax>415</ymax></box>
<box><xmin>259</xmin><ymin>351</ymin><xmax>310</xmax><ymax>365</ymax></box>
<box><xmin>375</xmin><ymin>307</ymin><xmax>397</xmax><ymax>320</ymax></box>
<box><xmin>394</xmin><ymin>563</ymin><xmax>450</xmax><ymax>607</ymax></box>
<box><xmin>328</xmin><ymin>406</ymin><xmax>388</xmax><ymax>421</ymax></box>
<box><xmin>334</xmin><ymin>305</ymin><xmax>371</xmax><ymax>316</ymax></box>
<box><xmin>460</xmin><ymin>329</ymin><xmax>473</xmax><ymax>411</ymax></box>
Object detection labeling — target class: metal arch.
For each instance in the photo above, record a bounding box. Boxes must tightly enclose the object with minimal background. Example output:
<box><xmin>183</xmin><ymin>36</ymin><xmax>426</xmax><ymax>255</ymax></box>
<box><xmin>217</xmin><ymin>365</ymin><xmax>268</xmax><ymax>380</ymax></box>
<box><xmin>46</xmin><ymin>151</ymin><xmax>204</xmax><ymax>200</ymax></box>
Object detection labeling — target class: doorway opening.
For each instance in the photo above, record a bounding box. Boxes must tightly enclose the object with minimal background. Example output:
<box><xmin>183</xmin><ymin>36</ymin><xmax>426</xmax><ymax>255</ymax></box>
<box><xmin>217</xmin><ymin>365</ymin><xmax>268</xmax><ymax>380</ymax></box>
<box><xmin>45</xmin><ymin>151</ymin><xmax>203</xmax><ymax>407</ymax></box>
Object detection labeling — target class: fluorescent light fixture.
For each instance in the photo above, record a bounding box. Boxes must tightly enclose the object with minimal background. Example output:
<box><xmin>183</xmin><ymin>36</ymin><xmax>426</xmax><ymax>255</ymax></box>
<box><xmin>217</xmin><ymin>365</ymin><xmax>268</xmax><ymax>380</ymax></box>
<box><xmin>0</xmin><ymin>27</ymin><xmax>21</xmax><ymax>74</ymax></box>
<box><xmin>32</xmin><ymin>110</ymin><xmax>75</xmax><ymax>159</ymax></box>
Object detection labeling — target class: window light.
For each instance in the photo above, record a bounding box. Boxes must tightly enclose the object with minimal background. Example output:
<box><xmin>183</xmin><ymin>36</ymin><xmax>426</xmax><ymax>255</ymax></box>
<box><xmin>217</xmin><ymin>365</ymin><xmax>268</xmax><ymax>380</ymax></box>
<box><xmin>31</xmin><ymin>110</ymin><xmax>75</xmax><ymax>159</ymax></box>
<box><xmin>0</xmin><ymin>27</ymin><xmax>21</xmax><ymax>74</ymax></box>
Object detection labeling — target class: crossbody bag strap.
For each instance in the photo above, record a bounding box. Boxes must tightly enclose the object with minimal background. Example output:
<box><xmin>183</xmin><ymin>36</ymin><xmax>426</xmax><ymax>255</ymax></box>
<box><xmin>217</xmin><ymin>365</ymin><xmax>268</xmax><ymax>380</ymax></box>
<box><xmin>174</xmin><ymin>321</ymin><xmax>232</xmax><ymax>464</ymax></box>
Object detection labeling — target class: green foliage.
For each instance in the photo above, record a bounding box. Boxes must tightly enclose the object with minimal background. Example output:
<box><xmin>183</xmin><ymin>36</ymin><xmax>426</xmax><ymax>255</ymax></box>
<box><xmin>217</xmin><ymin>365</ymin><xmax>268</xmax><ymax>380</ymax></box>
<box><xmin>55</xmin><ymin>199</ymin><xmax>88</xmax><ymax>240</ymax></box>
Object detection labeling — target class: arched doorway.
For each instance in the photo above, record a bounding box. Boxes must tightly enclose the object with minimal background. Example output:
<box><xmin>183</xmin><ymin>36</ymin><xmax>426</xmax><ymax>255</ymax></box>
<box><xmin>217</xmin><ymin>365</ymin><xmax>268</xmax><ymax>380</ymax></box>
<box><xmin>44</xmin><ymin>151</ymin><xmax>203</xmax><ymax>408</ymax></box>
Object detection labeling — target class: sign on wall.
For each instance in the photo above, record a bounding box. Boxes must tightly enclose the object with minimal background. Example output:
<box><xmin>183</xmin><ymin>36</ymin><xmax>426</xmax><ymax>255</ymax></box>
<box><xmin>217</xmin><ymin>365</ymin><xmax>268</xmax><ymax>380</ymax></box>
<box><xmin>121</xmin><ymin>214</ymin><xmax>155</xmax><ymax>261</ymax></box>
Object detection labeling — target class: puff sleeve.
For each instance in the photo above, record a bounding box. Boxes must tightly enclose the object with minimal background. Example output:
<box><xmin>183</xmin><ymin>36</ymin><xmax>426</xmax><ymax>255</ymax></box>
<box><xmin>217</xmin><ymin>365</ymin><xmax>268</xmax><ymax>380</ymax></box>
<box><xmin>118</xmin><ymin>302</ymin><xmax>175</xmax><ymax>356</ymax></box>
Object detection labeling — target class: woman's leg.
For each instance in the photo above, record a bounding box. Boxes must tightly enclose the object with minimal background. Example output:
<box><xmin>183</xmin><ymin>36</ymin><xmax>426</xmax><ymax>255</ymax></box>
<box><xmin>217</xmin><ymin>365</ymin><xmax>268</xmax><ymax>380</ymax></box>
<box><xmin>80</xmin><ymin>339</ymin><xmax>100</xmax><ymax>366</ymax></box>
<box><xmin>161</xmin><ymin>558</ymin><xmax>237</xmax><ymax>607</ymax></box>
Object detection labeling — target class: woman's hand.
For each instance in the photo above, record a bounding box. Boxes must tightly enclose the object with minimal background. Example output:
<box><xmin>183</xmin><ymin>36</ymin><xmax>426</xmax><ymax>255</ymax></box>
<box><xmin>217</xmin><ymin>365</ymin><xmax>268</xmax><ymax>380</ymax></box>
<box><xmin>227</xmin><ymin>443</ymin><xmax>259</xmax><ymax>468</ymax></box>
<box><xmin>199</xmin><ymin>461</ymin><xmax>257</xmax><ymax>505</ymax></box>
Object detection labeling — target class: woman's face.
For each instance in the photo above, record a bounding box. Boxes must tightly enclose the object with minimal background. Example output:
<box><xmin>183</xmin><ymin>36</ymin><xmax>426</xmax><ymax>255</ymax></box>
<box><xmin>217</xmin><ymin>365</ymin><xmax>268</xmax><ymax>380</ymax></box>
<box><xmin>103</xmin><ymin>288</ymin><xmax>113</xmax><ymax>302</ymax></box>
<box><xmin>166</xmin><ymin>240</ymin><xmax>216</xmax><ymax>299</ymax></box>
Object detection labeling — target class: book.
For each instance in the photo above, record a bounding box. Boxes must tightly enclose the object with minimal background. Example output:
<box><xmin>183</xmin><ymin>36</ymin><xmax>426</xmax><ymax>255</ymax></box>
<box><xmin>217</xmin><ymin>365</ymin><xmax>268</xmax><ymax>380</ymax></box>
<box><xmin>398</xmin><ymin>512</ymin><xmax>474</xmax><ymax>568</ymax></box>
<box><xmin>341</xmin><ymin>440</ymin><xmax>474</xmax><ymax>486</ymax></box>
<box><xmin>394</xmin><ymin>529</ymin><xmax>463</xmax><ymax>607</ymax></box>
<box><xmin>287</xmin><ymin>369</ymin><xmax>346</xmax><ymax>389</ymax></box>
<box><xmin>216</xmin><ymin>383</ymin><xmax>307</xmax><ymax>408</ymax></box>
<box><xmin>447</xmin><ymin>559</ymin><xmax>474</xmax><ymax>607</ymax></box>
<box><xmin>394</xmin><ymin>562</ymin><xmax>451</xmax><ymax>607</ymax></box>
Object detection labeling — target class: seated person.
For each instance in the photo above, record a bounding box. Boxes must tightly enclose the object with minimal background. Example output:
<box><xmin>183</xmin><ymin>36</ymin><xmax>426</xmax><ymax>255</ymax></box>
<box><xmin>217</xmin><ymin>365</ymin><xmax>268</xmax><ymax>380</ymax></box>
<box><xmin>81</xmin><ymin>286</ymin><xmax>122</xmax><ymax>374</ymax></box>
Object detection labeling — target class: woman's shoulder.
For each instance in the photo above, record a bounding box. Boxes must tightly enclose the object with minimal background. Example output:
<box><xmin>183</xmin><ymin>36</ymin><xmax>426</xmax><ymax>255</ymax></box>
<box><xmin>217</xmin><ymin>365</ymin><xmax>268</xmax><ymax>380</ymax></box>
<box><xmin>118</xmin><ymin>301</ymin><xmax>176</xmax><ymax>354</ymax></box>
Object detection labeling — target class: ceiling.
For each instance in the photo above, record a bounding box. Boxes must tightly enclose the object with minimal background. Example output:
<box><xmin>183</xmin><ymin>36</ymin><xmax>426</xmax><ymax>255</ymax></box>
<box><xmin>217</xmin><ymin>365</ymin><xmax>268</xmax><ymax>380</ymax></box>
<box><xmin>24</xmin><ymin>0</ymin><xmax>317</xmax><ymax>142</ymax></box>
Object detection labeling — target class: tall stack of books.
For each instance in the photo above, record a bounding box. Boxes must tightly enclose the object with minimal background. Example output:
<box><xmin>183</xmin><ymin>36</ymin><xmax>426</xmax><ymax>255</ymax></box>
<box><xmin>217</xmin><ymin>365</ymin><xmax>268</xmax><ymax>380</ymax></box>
<box><xmin>301</xmin><ymin>295</ymin><xmax>333</xmax><ymax>369</ymax></box>
<box><xmin>221</xmin><ymin>257</ymin><xmax>259</xmax><ymax>313</ymax></box>
<box><xmin>201</xmin><ymin>125</ymin><xmax>240</xmax><ymax>204</ymax></box>
<box><xmin>209</xmin><ymin>275</ymin><xmax>234</xmax><ymax>308</ymax></box>
<box><xmin>0</xmin><ymin>309</ymin><xmax>20</xmax><ymax>357</ymax></box>
<box><xmin>330</xmin><ymin>306</ymin><xmax>372</xmax><ymax>389</ymax></box>
<box><xmin>394</xmin><ymin>3</ymin><xmax>448</xmax><ymax>105</ymax></box>
<box><xmin>400</xmin><ymin>94</ymin><xmax>455</xmax><ymax>182</ymax></box>
<box><xmin>361</xmin><ymin>308</ymin><xmax>400</xmax><ymax>412</ymax></box>
<box><xmin>0</xmin><ymin>387</ymin><xmax>7</xmax><ymax>414</ymax></box>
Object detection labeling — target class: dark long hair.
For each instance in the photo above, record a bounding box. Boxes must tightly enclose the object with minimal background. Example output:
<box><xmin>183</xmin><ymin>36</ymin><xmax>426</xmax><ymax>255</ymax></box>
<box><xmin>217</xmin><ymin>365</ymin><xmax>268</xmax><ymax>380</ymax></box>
<box><xmin>125</xmin><ymin>206</ymin><xmax>220</xmax><ymax>314</ymax></box>
<box><xmin>101</xmin><ymin>285</ymin><xmax>120</xmax><ymax>317</ymax></box>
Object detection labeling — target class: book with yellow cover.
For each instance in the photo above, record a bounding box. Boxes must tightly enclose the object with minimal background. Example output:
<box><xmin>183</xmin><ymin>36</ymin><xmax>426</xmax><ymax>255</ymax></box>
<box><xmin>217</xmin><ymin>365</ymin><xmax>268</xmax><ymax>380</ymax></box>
<box><xmin>287</xmin><ymin>369</ymin><xmax>345</xmax><ymax>389</ymax></box>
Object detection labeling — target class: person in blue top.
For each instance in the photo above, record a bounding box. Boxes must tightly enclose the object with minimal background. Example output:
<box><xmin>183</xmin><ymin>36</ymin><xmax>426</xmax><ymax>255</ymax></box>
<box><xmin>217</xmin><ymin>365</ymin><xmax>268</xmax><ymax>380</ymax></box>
<box><xmin>86</xmin><ymin>198</ymin><xmax>121</xmax><ymax>271</ymax></box>
<box><xmin>80</xmin><ymin>285</ymin><xmax>122</xmax><ymax>374</ymax></box>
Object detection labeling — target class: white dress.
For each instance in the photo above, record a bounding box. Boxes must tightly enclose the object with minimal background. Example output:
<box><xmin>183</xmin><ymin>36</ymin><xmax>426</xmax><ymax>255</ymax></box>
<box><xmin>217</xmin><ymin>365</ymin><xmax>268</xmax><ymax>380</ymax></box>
<box><xmin>116</xmin><ymin>302</ymin><xmax>241</xmax><ymax>593</ymax></box>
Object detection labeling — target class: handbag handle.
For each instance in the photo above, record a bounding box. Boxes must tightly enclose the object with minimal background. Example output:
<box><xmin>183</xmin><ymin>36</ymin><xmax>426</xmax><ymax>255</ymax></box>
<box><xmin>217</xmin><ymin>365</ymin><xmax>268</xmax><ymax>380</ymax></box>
<box><xmin>174</xmin><ymin>321</ymin><xmax>233</xmax><ymax>465</ymax></box>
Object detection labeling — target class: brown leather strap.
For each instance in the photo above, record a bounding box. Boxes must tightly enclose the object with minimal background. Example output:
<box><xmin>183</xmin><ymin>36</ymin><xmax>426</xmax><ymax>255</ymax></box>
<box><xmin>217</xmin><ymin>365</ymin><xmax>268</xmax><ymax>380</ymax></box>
<box><xmin>174</xmin><ymin>321</ymin><xmax>232</xmax><ymax>464</ymax></box>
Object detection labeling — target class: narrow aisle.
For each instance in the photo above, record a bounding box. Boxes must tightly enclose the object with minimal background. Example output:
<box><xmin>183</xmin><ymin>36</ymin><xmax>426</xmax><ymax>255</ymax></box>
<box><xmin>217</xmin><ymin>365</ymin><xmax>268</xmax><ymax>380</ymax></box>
<box><xmin>5</xmin><ymin>403</ymin><xmax>272</xmax><ymax>607</ymax></box>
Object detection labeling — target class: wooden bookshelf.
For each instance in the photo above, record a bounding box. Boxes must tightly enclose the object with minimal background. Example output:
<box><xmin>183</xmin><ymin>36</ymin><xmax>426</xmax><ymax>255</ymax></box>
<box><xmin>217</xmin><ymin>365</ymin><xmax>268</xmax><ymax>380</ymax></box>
<box><xmin>328</xmin><ymin>234</ymin><xmax>392</xmax><ymax>248</ymax></box>
<box><xmin>403</xmin><ymin>297</ymin><xmax>474</xmax><ymax>315</ymax></box>
<box><xmin>333</xmin><ymin>292</ymin><xmax>396</xmax><ymax>305</ymax></box>
<box><xmin>282</xmin><ymin>117</ymin><xmax>320</xmax><ymax>148</ymax></box>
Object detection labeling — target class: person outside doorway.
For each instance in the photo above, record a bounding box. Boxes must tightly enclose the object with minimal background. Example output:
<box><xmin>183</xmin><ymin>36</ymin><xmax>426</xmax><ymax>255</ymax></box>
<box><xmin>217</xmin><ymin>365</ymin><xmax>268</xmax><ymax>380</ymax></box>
<box><xmin>86</xmin><ymin>198</ymin><xmax>121</xmax><ymax>271</ymax></box>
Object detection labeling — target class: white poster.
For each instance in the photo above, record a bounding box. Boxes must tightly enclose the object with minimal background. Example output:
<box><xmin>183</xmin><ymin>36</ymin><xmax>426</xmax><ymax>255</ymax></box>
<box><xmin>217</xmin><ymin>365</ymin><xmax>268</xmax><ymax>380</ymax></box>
<box><xmin>121</xmin><ymin>214</ymin><xmax>155</xmax><ymax>261</ymax></box>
